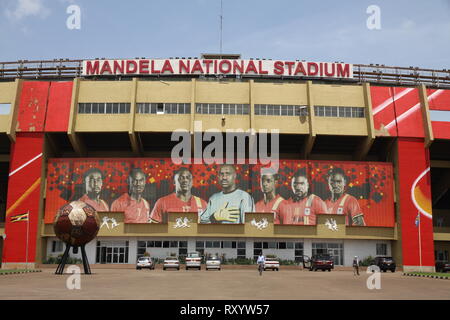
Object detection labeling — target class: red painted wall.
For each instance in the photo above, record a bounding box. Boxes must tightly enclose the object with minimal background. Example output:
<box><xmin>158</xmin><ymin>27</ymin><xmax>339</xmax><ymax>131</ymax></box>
<box><xmin>393</xmin><ymin>88</ymin><xmax>425</xmax><ymax>138</ymax></box>
<box><xmin>2</xmin><ymin>133</ymin><xmax>44</xmax><ymax>264</ymax></box>
<box><xmin>16</xmin><ymin>82</ymin><xmax>50</xmax><ymax>132</ymax></box>
<box><xmin>370</xmin><ymin>86</ymin><xmax>425</xmax><ymax>138</ymax></box>
<box><xmin>370</xmin><ymin>86</ymin><xmax>399</xmax><ymax>137</ymax></box>
<box><xmin>397</xmin><ymin>138</ymin><xmax>434</xmax><ymax>267</ymax></box>
<box><xmin>45</xmin><ymin>82</ymin><xmax>73</xmax><ymax>132</ymax></box>
<box><xmin>427</xmin><ymin>89</ymin><xmax>450</xmax><ymax>140</ymax></box>
<box><xmin>432</xmin><ymin>122</ymin><xmax>450</xmax><ymax>140</ymax></box>
<box><xmin>427</xmin><ymin>89</ymin><xmax>450</xmax><ymax>111</ymax></box>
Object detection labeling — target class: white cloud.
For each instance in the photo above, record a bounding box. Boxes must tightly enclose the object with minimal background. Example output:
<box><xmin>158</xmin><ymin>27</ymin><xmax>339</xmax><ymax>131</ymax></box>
<box><xmin>5</xmin><ymin>0</ymin><xmax>50</xmax><ymax>20</ymax></box>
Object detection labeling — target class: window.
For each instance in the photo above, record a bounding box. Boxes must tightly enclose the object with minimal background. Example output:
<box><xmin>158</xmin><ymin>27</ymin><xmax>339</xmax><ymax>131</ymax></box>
<box><xmin>294</xmin><ymin>242</ymin><xmax>304</xmax><ymax>262</ymax></box>
<box><xmin>137</xmin><ymin>239</ymin><xmax>187</xmax><ymax>260</ymax></box>
<box><xmin>178</xmin><ymin>241</ymin><xmax>188</xmax><ymax>257</ymax></box>
<box><xmin>78</xmin><ymin>103</ymin><xmax>131</xmax><ymax>114</ymax></box>
<box><xmin>92</xmin><ymin>103</ymin><xmax>99</xmax><ymax>114</ymax></box>
<box><xmin>237</xmin><ymin>249</ymin><xmax>246</xmax><ymax>259</ymax></box>
<box><xmin>435</xmin><ymin>250</ymin><xmax>449</xmax><ymax>262</ymax></box>
<box><xmin>157</xmin><ymin>103</ymin><xmax>164</xmax><ymax>114</ymax></box>
<box><xmin>376</xmin><ymin>243</ymin><xmax>387</xmax><ymax>256</ymax></box>
<box><xmin>253</xmin><ymin>249</ymin><xmax>262</xmax><ymax>259</ymax></box>
<box><xmin>51</xmin><ymin>240</ymin><xmax>64</xmax><ymax>253</ymax></box>
<box><xmin>255</xmin><ymin>104</ymin><xmax>308</xmax><ymax>117</ymax></box>
<box><xmin>195</xmin><ymin>241</ymin><xmax>205</xmax><ymax>256</ymax></box>
<box><xmin>312</xmin><ymin>243</ymin><xmax>344</xmax><ymax>265</ymax></box>
<box><xmin>222</xmin><ymin>241</ymin><xmax>236</xmax><ymax>248</ymax></box>
<box><xmin>0</xmin><ymin>103</ymin><xmax>11</xmax><ymax>115</ymax></box>
<box><xmin>195</xmin><ymin>103</ymin><xmax>250</xmax><ymax>115</ymax></box>
<box><xmin>314</xmin><ymin>106</ymin><xmax>365</xmax><ymax>118</ymax></box>
<box><xmin>315</xmin><ymin>106</ymin><xmax>324</xmax><ymax>117</ymax></box>
<box><xmin>205</xmin><ymin>241</ymin><xmax>220</xmax><ymax>248</ymax></box>
<box><xmin>97</xmin><ymin>240</ymin><xmax>129</xmax><ymax>263</ymax></box>
<box><xmin>196</xmin><ymin>241</ymin><xmax>205</xmax><ymax>249</ymax></box>
<box><xmin>137</xmin><ymin>103</ymin><xmax>190</xmax><ymax>114</ymax></box>
<box><xmin>179</xmin><ymin>241</ymin><xmax>188</xmax><ymax>248</ymax></box>
<box><xmin>430</xmin><ymin>110</ymin><xmax>450</xmax><ymax>122</ymax></box>
<box><xmin>237</xmin><ymin>241</ymin><xmax>246</xmax><ymax>259</ymax></box>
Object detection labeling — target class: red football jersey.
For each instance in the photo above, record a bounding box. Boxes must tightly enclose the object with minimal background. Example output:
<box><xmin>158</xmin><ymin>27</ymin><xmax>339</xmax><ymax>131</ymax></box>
<box><xmin>278</xmin><ymin>194</ymin><xmax>327</xmax><ymax>225</ymax></box>
<box><xmin>149</xmin><ymin>193</ymin><xmax>207</xmax><ymax>223</ymax></box>
<box><xmin>78</xmin><ymin>194</ymin><xmax>109</xmax><ymax>212</ymax></box>
<box><xmin>325</xmin><ymin>193</ymin><xmax>364</xmax><ymax>226</ymax></box>
<box><xmin>255</xmin><ymin>195</ymin><xmax>285</xmax><ymax>223</ymax></box>
<box><xmin>111</xmin><ymin>193</ymin><xmax>150</xmax><ymax>223</ymax></box>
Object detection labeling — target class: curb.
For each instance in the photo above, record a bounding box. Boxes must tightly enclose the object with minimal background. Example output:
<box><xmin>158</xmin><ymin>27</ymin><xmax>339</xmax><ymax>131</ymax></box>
<box><xmin>0</xmin><ymin>270</ymin><xmax>42</xmax><ymax>276</ymax></box>
<box><xmin>403</xmin><ymin>272</ymin><xmax>450</xmax><ymax>280</ymax></box>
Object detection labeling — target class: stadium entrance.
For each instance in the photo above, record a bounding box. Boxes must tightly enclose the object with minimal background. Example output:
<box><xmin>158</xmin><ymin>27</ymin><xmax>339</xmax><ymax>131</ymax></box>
<box><xmin>95</xmin><ymin>240</ymin><xmax>129</xmax><ymax>264</ymax></box>
<box><xmin>312</xmin><ymin>243</ymin><xmax>344</xmax><ymax>265</ymax></box>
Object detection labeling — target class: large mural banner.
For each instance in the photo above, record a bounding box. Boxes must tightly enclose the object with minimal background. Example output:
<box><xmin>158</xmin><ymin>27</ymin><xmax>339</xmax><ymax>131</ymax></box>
<box><xmin>44</xmin><ymin>159</ymin><xmax>395</xmax><ymax>227</ymax></box>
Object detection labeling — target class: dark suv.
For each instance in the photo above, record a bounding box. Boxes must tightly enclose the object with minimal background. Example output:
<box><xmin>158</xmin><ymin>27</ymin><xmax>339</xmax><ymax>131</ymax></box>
<box><xmin>435</xmin><ymin>261</ymin><xmax>450</xmax><ymax>273</ymax></box>
<box><xmin>373</xmin><ymin>256</ymin><xmax>396</xmax><ymax>272</ymax></box>
<box><xmin>303</xmin><ymin>255</ymin><xmax>334</xmax><ymax>272</ymax></box>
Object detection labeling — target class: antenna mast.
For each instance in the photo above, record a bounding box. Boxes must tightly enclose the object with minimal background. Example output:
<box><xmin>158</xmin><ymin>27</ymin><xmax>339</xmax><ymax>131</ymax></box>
<box><xmin>220</xmin><ymin>0</ymin><xmax>223</xmax><ymax>55</ymax></box>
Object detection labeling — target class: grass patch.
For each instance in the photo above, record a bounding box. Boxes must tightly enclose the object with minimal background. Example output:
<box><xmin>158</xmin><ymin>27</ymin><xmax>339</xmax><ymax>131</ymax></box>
<box><xmin>406</xmin><ymin>272</ymin><xmax>450</xmax><ymax>278</ymax></box>
<box><xmin>0</xmin><ymin>269</ymin><xmax>41</xmax><ymax>274</ymax></box>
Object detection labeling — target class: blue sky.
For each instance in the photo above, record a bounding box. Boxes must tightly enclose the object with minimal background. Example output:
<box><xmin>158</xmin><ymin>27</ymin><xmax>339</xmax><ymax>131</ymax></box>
<box><xmin>0</xmin><ymin>0</ymin><xmax>449</xmax><ymax>69</ymax></box>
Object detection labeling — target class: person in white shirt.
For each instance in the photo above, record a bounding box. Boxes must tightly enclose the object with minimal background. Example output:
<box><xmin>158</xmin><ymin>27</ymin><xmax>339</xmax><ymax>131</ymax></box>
<box><xmin>257</xmin><ymin>253</ymin><xmax>266</xmax><ymax>275</ymax></box>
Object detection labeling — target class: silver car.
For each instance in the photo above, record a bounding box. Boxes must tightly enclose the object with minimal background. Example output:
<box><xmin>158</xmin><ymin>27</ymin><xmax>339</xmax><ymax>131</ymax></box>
<box><xmin>205</xmin><ymin>256</ymin><xmax>221</xmax><ymax>271</ymax></box>
<box><xmin>186</xmin><ymin>251</ymin><xmax>202</xmax><ymax>270</ymax></box>
<box><xmin>163</xmin><ymin>256</ymin><xmax>180</xmax><ymax>270</ymax></box>
<box><xmin>136</xmin><ymin>257</ymin><xmax>154</xmax><ymax>270</ymax></box>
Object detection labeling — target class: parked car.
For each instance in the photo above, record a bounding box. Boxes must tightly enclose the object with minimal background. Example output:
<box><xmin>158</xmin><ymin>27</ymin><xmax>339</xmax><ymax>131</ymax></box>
<box><xmin>372</xmin><ymin>256</ymin><xmax>396</xmax><ymax>272</ymax></box>
<box><xmin>435</xmin><ymin>261</ymin><xmax>450</xmax><ymax>273</ymax></box>
<box><xmin>163</xmin><ymin>256</ymin><xmax>180</xmax><ymax>270</ymax></box>
<box><xmin>303</xmin><ymin>254</ymin><xmax>333</xmax><ymax>272</ymax></box>
<box><xmin>205</xmin><ymin>256</ymin><xmax>221</xmax><ymax>271</ymax></box>
<box><xmin>263</xmin><ymin>257</ymin><xmax>280</xmax><ymax>271</ymax></box>
<box><xmin>186</xmin><ymin>251</ymin><xmax>202</xmax><ymax>270</ymax></box>
<box><xmin>136</xmin><ymin>256</ymin><xmax>154</xmax><ymax>270</ymax></box>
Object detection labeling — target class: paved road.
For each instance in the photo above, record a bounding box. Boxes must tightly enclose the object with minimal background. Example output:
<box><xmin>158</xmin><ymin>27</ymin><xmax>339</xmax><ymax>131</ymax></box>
<box><xmin>0</xmin><ymin>268</ymin><xmax>449</xmax><ymax>300</ymax></box>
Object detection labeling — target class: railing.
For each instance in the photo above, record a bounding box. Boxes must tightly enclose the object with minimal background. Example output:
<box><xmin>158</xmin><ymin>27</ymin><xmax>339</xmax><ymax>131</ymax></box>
<box><xmin>0</xmin><ymin>58</ymin><xmax>449</xmax><ymax>88</ymax></box>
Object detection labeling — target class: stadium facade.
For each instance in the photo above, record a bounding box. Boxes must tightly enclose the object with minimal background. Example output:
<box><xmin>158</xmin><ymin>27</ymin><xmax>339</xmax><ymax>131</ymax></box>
<box><xmin>0</xmin><ymin>55</ymin><xmax>449</xmax><ymax>271</ymax></box>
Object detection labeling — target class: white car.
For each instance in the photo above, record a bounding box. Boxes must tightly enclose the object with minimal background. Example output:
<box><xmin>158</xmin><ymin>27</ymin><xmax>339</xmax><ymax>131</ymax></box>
<box><xmin>136</xmin><ymin>257</ymin><xmax>154</xmax><ymax>270</ymax></box>
<box><xmin>163</xmin><ymin>256</ymin><xmax>180</xmax><ymax>270</ymax></box>
<box><xmin>205</xmin><ymin>256</ymin><xmax>221</xmax><ymax>271</ymax></box>
<box><xmin>186</xmin><ymin>252</ymin><xmax>202</xmax><ymax>270</ymax></box>
<box><xmin>264</xmin><ymin>258</ymin><xmax>280</xmax><ymax>271</ymax></box>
